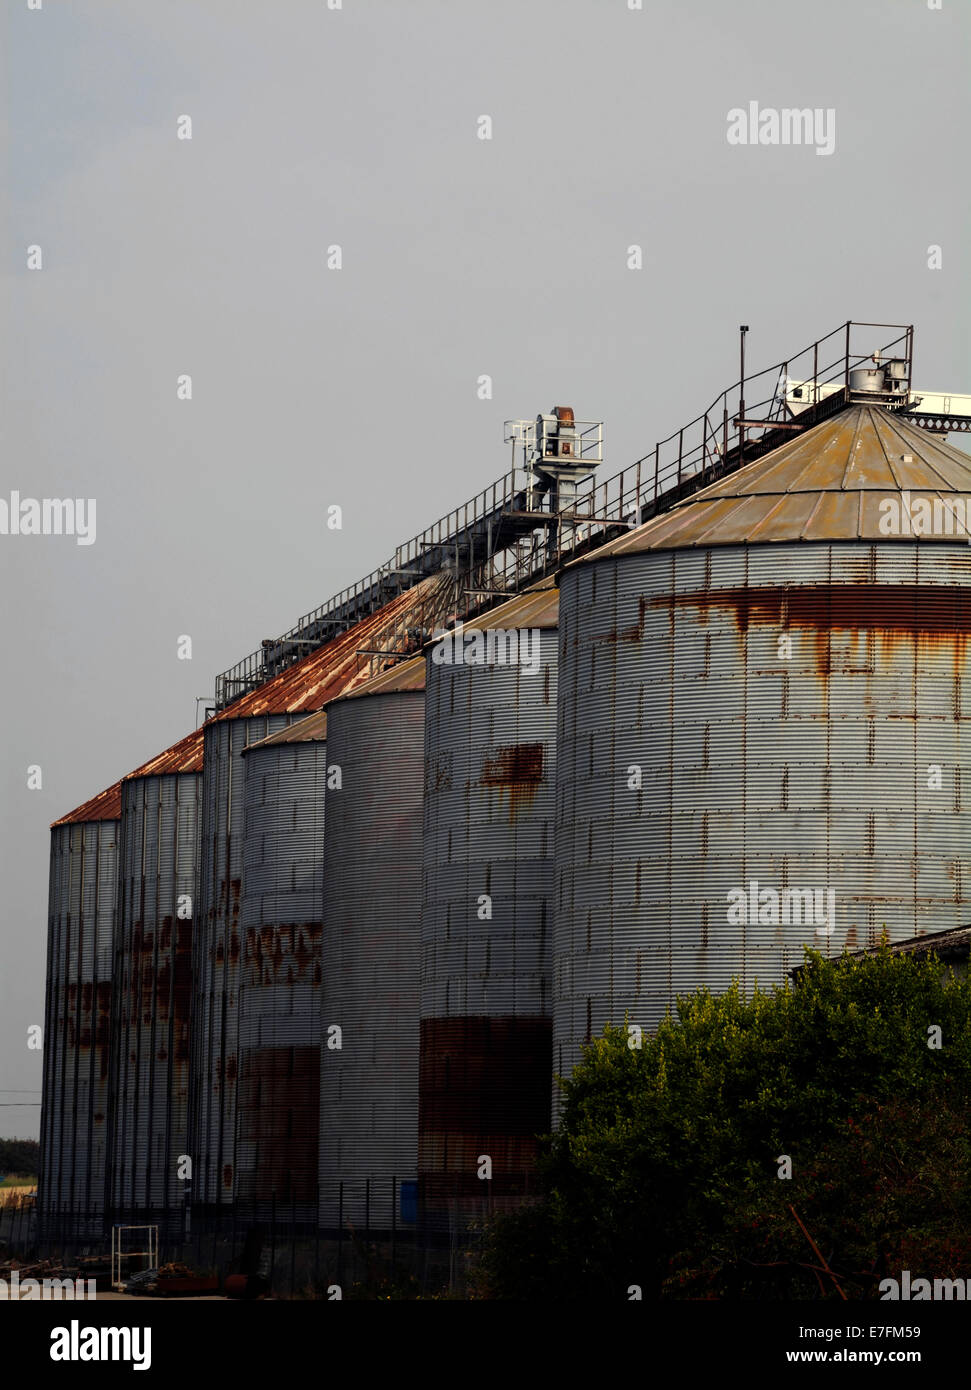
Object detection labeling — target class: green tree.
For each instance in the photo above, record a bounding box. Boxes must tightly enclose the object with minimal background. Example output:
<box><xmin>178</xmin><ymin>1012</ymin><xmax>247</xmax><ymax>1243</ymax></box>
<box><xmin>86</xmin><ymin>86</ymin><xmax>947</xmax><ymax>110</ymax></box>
<box><xmin>477</xmin><ymin>946</ymin><xmax>971</xmax><ymax>1300</ymax></box>
<box><xmin>0</xmin><ymin>1137</ymin><xmax>40</xmax><ymax>1180</ymax></box>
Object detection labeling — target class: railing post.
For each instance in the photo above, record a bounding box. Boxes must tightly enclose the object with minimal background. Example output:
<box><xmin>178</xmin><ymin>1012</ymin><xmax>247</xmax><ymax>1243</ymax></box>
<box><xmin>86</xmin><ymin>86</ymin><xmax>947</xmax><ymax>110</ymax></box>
<box><xmin>738</xmin><ymin>324</ymin><xmax>748</xmax><ymax>465</ymax></box>
<box><xmin>907</xmin><ymin>324</ymin><xmax>914</xmax><ymax>394</ymax></box>
<box><xmin>844</xmin><ymin>320</ymin><xmax>851</xmax><ymax>387</ymax></box>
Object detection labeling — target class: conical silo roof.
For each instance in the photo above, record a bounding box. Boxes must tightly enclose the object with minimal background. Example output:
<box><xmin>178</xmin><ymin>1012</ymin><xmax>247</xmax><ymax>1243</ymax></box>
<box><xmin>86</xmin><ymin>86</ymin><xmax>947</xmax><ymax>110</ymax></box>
<box><xmin>50</xmin><ymin>725</ymin><xmax>204</xmax><ymax>826</ymax></box>
<box><xmin>211</xmin><ymin>571</ymin><xmax>452</xmax><ymax>721</ymax></box>
<box><xmin>50</xmin><ymin>780</ymin><xmax>123</xmax><ymax>827</ymax></box>
<box><xmin>243</xmin><ymin>581</ymin><xmax>560</xmax><ymax>751</ymax></box>
<box><xmin>578</xmin><ymin>405</ymin><xmax>971</xmax><ymax>558</ymax></box>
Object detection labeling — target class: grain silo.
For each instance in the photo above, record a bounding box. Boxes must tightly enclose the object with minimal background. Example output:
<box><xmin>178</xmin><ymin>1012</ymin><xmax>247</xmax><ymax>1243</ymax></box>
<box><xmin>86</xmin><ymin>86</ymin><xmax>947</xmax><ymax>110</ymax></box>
<box><xmin>192</xmin><ymin>576</ymin><xmax>450</xmax><ymax>1211</ymax></box>
<box><xmin>38</xmin><ymin>781</ymin><xmax>121</xmax><ymax>1244</ymax></box>
<box><xmin>109</xmin><ymin>728</ymin><xmax>203</xmax><ymax>1235</ymax></box>
<box><xmin>317</xmin><ymin>655</ymin><xmax>426</xmax><ymax>1233</ymax></box>
<box><xmin>235</xmin><ymin>718</ymin><xmax>328</xmax><ymax>1222</ymax></box>
<box><xmin>420</xmin><ymin>582</ymin><xmax>559</xmax><ymax>1234</ymax></box>
<box><xmin>554</xmin><ymin>403</ymin><xmax>971</xmax><ymax>1086</ymax></box>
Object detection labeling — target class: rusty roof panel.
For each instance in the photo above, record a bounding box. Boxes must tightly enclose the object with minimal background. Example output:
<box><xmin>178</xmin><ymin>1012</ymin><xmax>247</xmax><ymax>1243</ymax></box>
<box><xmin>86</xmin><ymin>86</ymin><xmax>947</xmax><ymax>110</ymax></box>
<box><xmin>211</xmin><ymin>572</ymin><xmax>451</xmax><ymax>721</ymax></box>
<box><xmin>744</xmin><ymin>491</ymin><xmax>825</xmax><ymax>542</ymax></box>
<box><xmin>52</xmin><ymin>726</ymin><xmax>204</xmax><ymax>826</ymax></box>
<box><xmin>124</xmin><ymin>726</ymin><xmax>205</xmax><ymax>780</ymax></box>
<box><xmin>799</xmin><ymin>490</ymin><xmax>864</xmax><ymax>542</ymax></box>
<box><xmin>244</xmin><ymin>707</ymin><xmax>328</xmax><ymax>750</ymax></box>
<box><xmin>327</xmin><ymin>650</ymin><xmax>427</xmax><ymax>708</ymax></box>
<box><xmin>247</xmin><ymin>585</ymin><xmax>557</xmax><ymax>749</ymax></box>
<box><xmin>574</xmin><ymin>406</ymin><xmax>971</xmax><ymax>561</ymax></box>
<box><xmin>873</xmin><ymin>409</ymin><xmax>971</xmax><ymax>490</ymax></box>
<box><xmin>472</xmin><ymin>580</ymin><xmax>559</xmax><ymax>630</ymax></box>
<box><xmin>730</xmin><ymin>431</ymin><xmax>855</xmax><ymax>495</ymax></box>
<box><xmin>51</xmin><ymin>780</ymin><xmax>123</xmax><ymax>827</ymax></box>
<box><xmin>636</xmin><ymin>496</ymin><xmax>752</xmax><ymax>550</ymax></box>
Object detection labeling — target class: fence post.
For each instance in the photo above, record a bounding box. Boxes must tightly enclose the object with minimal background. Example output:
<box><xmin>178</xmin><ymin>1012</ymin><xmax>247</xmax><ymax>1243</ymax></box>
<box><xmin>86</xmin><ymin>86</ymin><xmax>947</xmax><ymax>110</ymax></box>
<box><xmin>290</xmin><ymin>1189</ymin><xmax>296</xmax><ymax>1297</ymax></box>
<box><xmin>337</xmin><ymin>1182</ymin><xmax>344</xmax><ymax>1287</ymax></box>
<box><xmin>391</xmin><ymin>1175</ymin><xmax>397</xmax><ymax>1271</ymax></box>
<box><xmin>269</xmin><ymin>1192</ymin><xmax>276</xmax><ymax>1296</ymax></box>
<box><xmin>314</xmin><ymin>1183</ymin><xmax>320</xmax><ymax>1291</ymax></box>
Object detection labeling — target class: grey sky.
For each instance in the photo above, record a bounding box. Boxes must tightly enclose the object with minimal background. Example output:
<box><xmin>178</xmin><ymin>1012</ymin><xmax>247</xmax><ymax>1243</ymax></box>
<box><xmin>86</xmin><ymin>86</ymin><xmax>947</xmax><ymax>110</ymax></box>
<box><xmin>2</xmin><ymin>0</ymin><xmax>968</xmax><ymax>1137</ymax></box>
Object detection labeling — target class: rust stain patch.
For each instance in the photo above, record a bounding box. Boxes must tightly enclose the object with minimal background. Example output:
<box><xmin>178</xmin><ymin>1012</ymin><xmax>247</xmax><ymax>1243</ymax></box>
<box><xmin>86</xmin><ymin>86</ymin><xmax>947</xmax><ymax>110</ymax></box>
<box><xmin>425</xmin><ymin>754</ymin><xmax>452</xmax><ymax>795</ymax></box>
<box><xmin>244</xmin><ymin>922</ymin><xmax>322</xmax><ymax>988</ymax></box>
<box><xmin>418</xmin><ymin>1015</ymin><xmax>552</xmax><ymax>1212</ymax></box>
<box><xmin>481</xmin><ymin>743</ymin><xmax>544</xmax><ymax>822</ymax></box>
<box><xmin>237</xmin><ymin>1045</ymin><xmax>320</xmax><ymax>1203</ymax></box>
<box><xmin>656</xmin><ymin>583</ymin><xmax>971</xmax><ymax>676</ymax></box>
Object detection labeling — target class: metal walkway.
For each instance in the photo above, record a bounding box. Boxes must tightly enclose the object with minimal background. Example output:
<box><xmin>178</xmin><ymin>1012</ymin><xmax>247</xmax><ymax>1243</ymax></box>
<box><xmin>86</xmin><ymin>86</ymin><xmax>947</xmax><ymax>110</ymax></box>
<box><xmin>215</xmin><ymin>320</ymin><xmax>966</xmax><ymax>711</ymax></box>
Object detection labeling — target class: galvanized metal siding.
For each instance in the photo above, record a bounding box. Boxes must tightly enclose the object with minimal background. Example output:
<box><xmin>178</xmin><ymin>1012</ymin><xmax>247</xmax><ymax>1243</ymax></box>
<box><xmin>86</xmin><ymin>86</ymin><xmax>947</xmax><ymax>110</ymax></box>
<box><xmin>554</xmin><ymin>542</ymin><xmax>971</xmax><ymax>1091</ymax></box>
<box><xmin>38</xmin><ymin>820</ymin><xmax>117</xmax><ymax>1239</ymax></box>
<box><xmin>319</xmin><ymin>692</ymin><xmax>424</xmax><ymax>1231</ymax></box>
<box><xmin>193</xmin><ymin>713</ymin><xmax>295</xmax><ymax>1208</ymax></box>
<box><xmin>238</xmin><ymin>740</ymin><xmax>327</xmax><ymax>1218</ymax></box>
<box><xmin>110</xmin><ymin>772</ymin><xmax>201</xmax><ymax>1226</ymax></box>
<box><xmin>420</xmin><ymin>637</ymin><xmax>557</xmax><ymax>1227</ymax></box>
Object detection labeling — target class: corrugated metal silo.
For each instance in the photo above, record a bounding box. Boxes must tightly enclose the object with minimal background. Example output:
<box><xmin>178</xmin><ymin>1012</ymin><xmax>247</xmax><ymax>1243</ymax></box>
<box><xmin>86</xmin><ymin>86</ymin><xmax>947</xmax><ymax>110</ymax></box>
<box><xmin>554</xmin><ymin>404</ymin><xmax>971</xmax><ymax>1089</ymax></box>
<box><xmin>192</xmin><ymin>577</ymin><xmax>450</xmax><ymax>1209</ymax></box>
<box><xmin>39</xmin><ymin>782</ymin><xmax>121</xmax><ymax>1243</ymax></box>
<box><xmin>420</xmin><ymin>583</ymin><xmax>559</xmax><ymax>1234</ymax></box>
<box><xmin>109</xmin><ymin>729</ymin><xmax>203</xmax><ymax>1233</ymax></box>
<box><xmin>317</xmin><ymin>657</ymin><xmax>426</xmax><ymax>1232</ymax></box>
<box><xmin>236</xmin><ymin>722</ymin><xmax>328</xmax><ymax>1220</ymax></box>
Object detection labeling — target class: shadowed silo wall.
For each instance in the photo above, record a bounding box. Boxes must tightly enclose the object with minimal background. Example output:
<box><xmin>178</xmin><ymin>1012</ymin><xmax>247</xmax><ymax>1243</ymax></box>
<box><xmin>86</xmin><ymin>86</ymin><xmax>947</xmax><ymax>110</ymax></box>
<box><xmin>554</xmin><ymin>541</ymin><xmax>971</xmax><ymax>1089</ymax></box>
<box><xmin>319</xmin><ymin>690</ymin><xmax>424</xmax><ymax>1232</ymax></box>
<box><xmin>39</xmin><ymin>817</ymin><xmax>118</xmax><ymax>1242</ymax></box>
<box><xmin>238</xmin><ymin>739</ymin><xmax>327</xmax><ymax>1221</ymax></box>
<box><xmin>110</xmin><ymin>771</ymin><xmax>201</xmax><ymax>1231</ymax></box>
<box><xmin>193</xmin><ymin>713</ymin><xmax>294</xmax><ymax>1208</ymax></box>
<box><xmin>191</xmin><ymin>578</ymin><xmax>451</xmax><ymax>1212</ymax></box>
<box><xmin>419</xmin><ymin>596</ymin><xmax>557</xmax><ymax>1235</ymax></box>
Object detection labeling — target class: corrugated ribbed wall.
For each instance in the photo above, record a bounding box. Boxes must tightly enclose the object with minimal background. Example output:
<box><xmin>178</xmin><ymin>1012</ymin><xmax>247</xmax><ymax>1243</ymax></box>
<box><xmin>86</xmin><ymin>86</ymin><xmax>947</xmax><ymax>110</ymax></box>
<box><xmin>554</xmin><ymin>543</ymin><xmax>971</xmax><ymax>1090</ymax></box>
<box><xmin>192</xmin><ymin>714</ymin><xmax>294</xmax><ymax>1208</ymax></box>
<box><xmin>110</xmin><ymin>773</ymin><xmax>201</xmax><ymax>1229</ymax></box>
<box><xmin>38</xmin><ymin>821</ymin><xmax>117</xmax><ymax>1241</ymax></box>
<box><xmin>238</xmin><ymin>740</ymin><xmax>327</xmax><ymax>1221</ymax></box>
<box><xmin>319</xmin><ymin>692</ymin><xmax>424</xmax><ymax>1231</ymax></box>
<box><xmin>420</xmin><ymin>638</ymin><xmax>556</xmax><ymax>1233</ymax></box>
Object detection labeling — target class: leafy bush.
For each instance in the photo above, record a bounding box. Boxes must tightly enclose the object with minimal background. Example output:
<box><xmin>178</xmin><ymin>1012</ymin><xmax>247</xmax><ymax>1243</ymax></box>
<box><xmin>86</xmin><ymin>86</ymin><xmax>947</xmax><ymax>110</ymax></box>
<box><xmin>478</xmin><ymin>946</ymin><xmax>971</xmax><ymax>1299</ymax></box>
